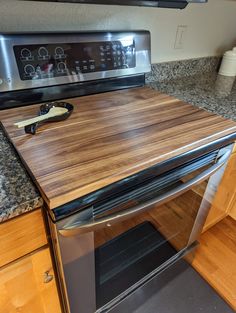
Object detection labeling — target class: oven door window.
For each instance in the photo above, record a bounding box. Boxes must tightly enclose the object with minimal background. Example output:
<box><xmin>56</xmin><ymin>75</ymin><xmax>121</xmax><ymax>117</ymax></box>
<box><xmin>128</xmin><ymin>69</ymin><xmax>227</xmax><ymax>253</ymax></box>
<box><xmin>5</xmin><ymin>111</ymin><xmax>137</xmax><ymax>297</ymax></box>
<box><xmin>94</xmin><ymin>168</ymin><xmax>212</xmax><ymax>309</ymax></box>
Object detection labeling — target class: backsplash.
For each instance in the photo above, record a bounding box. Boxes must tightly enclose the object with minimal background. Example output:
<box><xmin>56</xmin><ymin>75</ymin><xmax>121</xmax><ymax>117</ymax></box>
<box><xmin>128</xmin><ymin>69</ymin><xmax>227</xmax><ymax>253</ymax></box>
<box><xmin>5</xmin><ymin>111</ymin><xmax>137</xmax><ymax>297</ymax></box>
<box><xmin>146</xmin><ymin>56</ymin><xmax>221</xmax><ymax>83</ymax></box>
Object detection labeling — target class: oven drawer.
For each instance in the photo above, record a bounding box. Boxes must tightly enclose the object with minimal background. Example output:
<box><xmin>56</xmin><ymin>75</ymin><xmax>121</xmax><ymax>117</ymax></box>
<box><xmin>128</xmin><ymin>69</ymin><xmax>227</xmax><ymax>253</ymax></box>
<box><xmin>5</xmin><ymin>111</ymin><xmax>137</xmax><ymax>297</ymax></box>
<box><xmin>0</xmin><ymin>209</ymin><xmax>47</xmax><ymax>267</ymax></box>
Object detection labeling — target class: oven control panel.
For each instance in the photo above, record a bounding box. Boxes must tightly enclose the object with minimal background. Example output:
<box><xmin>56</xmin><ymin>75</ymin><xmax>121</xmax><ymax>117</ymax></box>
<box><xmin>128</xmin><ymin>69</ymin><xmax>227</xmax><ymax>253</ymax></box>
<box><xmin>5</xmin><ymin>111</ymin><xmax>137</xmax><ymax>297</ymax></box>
<box><xmin>0</xmin><ymin>31</ymin><xmax>150</xmax><ymax>92</ymax></box>
<box><xmin>13</xmin><ymin>41</ymin><xmax>136</xmax><ymax>81</ymax></box>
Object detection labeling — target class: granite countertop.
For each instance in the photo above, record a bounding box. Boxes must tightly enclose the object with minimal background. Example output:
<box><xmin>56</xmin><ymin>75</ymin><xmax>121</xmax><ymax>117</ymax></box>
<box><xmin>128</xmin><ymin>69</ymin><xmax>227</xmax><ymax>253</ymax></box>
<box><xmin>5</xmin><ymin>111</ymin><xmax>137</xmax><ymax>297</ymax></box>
<box><xmin>146</xmin><ymin>63</ymin><xmax>236</xmax><ymax>121</ymax></box>
<box><xmin>0</xmin><ymin>127</ymin><xmax>43</xmax><ymax>223</ymax></box>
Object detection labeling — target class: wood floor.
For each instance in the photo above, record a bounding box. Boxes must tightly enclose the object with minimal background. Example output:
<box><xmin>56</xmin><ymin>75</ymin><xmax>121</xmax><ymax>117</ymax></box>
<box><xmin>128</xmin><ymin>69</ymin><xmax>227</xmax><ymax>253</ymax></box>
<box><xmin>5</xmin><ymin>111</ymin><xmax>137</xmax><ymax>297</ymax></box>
<box><xmin>192</xmin><ymin>216</ymin><xmax>236</xmax><ymax>311</ymax></box>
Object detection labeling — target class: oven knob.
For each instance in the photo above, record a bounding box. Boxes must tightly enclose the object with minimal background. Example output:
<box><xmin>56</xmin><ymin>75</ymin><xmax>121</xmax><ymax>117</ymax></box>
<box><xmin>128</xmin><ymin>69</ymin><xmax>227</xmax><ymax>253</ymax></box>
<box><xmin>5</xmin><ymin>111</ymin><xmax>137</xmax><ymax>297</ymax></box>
<box><xmin>21</xmin><ymin>48</ymin><xmax>32</xmax><ymax>59</ymax></box>
<box><xmin>38</xmin><ymin>47</ymin><xmax>49</xmax><ymax>58</ymax></box>
<box><xmin>55</xmin><ymin>46</ymin><xmax>64</xmax><ymax>57</ymax></box>
<box><xmin>24</xmin><ymin>64</ymin><xmax>35</xmax><ymax>75</ymax></box>
<box><xmin>57</xmin><ymin>62</ymin><xmax>67</xmax><ymax>72</ymax></box>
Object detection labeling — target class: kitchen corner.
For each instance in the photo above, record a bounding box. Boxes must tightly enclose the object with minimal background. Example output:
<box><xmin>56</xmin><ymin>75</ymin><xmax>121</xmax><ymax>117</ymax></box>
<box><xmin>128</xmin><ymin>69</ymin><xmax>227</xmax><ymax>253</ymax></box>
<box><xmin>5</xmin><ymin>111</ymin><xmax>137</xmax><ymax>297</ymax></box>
<box><xmin>0</xmin><ymin>0</ymin><xmax>236</xmax><ymax>310</ymax></box>
<box><xmin>1</xmin><ymin>48</ymin><xmax>236</xmax><ymax>311</ymax></box>
<box><xmin>1</xmin><ymin>50</ymin><xmax>236</xmax><ymax>313</ymax></box>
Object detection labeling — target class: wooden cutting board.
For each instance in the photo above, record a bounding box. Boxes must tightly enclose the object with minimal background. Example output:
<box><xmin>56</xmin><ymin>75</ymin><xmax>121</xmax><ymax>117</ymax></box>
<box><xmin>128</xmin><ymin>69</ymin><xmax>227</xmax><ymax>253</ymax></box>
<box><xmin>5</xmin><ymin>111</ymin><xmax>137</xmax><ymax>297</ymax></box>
<box><xmin>1</xmin><ymin>86</ymin><xmax>236</xmax><ymax>209</ymax></box>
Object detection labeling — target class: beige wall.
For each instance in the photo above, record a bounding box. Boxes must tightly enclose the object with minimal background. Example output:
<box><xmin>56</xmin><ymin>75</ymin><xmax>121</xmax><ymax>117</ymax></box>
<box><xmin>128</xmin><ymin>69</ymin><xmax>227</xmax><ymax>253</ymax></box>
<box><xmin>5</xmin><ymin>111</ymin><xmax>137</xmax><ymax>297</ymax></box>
<box><xmin>0</xmin><ymin>0</ymin><xmax>235</xmax><ymax>63</ymax></box>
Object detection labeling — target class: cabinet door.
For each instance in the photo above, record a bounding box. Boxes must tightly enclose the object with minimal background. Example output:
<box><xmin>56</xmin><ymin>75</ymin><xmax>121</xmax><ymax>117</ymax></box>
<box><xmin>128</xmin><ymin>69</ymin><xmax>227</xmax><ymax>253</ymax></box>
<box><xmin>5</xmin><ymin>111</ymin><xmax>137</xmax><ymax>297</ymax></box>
<box><xmin>0</xmin><ymin>209</ymin><xmax>47</xmax><ymax>268</ymax></box>
<box><xmin>0</xmin><ymin>248</ymin><xmax>61</xmax><ymax>313</ymax></box>
<box><xmin>203</xmin><ymin>151</ymin><xmax>236</xmax><ymax>231</ymax></box>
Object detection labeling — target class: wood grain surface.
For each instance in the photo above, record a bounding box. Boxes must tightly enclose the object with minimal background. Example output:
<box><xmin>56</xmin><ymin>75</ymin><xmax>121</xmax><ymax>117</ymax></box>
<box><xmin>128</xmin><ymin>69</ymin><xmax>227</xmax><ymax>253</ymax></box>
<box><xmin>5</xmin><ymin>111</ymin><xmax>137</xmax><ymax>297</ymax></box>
<box><xmin>204</xmin><ymin>149</ymin><xmax>236</xmax><ymax>230</ymax></box>
<box><xmin>192</xmin><ymin>216</ymin><xmax>236</xmax><ymax>310</ymax></box>
<box><xmin>1</xmin><ymin>86</ymin><xmax>236</xmax><ymax>209</ymax></box>
<box><xmin>0</xmin><ymin>209</ymin><xmax>47</xmax><ymax>268</ymax></box>
<box><xmin>0</xmin><ymin>247</ymin><xmax>61</xmax><ymax>313</ymax></box>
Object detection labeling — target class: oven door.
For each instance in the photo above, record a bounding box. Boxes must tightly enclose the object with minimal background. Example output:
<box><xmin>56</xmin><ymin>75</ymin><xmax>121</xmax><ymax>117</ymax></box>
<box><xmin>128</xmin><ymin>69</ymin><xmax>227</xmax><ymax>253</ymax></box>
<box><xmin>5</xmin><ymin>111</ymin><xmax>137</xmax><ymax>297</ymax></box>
<box><xmin>54</xmin><ymin>145</ymin><xmax>232</xmax><ymax>313</ymax></box>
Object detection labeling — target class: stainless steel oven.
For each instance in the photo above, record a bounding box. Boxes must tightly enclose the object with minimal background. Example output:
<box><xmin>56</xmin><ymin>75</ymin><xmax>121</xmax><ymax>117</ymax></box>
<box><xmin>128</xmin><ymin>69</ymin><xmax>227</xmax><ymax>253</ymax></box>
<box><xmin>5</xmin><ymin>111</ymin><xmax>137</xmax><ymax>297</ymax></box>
<box><xmin>48</xmin><ymin>143</ymin><xmax>233</xmax><ymax>313</ymax></box>
<box><xmin>1</xmin><ymin>30</ymin><xmax>234</xmax><ymax>313</ymax></box>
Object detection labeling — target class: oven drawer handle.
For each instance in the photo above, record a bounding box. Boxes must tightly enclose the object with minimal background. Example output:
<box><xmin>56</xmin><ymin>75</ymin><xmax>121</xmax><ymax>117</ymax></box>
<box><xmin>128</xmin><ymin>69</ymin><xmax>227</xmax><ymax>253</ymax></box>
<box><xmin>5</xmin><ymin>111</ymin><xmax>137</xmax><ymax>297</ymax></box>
<box><xmin>59</xmin><ymin>149</ymin><xmax>231</xmax><ymax>237</ymax></box>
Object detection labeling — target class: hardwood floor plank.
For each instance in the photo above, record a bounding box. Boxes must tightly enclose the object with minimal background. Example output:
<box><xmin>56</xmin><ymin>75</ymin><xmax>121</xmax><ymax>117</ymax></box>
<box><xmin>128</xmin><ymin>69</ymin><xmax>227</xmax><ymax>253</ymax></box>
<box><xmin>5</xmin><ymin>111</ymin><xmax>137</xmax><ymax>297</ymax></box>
<box><xmin>192</xmin><ymin>216</ymin><xmax>236</xmax><ymax>310</ymax></box>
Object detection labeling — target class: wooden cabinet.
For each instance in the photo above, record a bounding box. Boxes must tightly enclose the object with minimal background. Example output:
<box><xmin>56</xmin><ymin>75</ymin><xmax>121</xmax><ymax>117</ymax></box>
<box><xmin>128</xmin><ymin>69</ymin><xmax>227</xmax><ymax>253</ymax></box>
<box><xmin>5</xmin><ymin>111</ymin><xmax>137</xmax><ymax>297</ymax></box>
<box><xmin>0</xmin><ymin>210</ymin><xmax>47</xmax><ymax>267</ymax></box>
<box><xmin>0</xmin><ymin>209</ymin><xmax>61</xmax><ymax>313</ymax></box>
<box><xmin>0</xmin><ymin>247</ymin><xmax>61</xmax><ymax>313</ymax></box>
<box><xmin>203</xmin><ymin>147</ymin><xmax>236</xmax><ymax>231</ymax></box>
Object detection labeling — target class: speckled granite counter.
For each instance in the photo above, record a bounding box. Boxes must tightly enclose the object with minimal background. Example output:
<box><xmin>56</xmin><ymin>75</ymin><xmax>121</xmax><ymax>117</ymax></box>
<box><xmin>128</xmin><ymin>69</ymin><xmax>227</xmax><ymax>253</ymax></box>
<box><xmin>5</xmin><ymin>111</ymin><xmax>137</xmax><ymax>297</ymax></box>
<box><xmin>148</xmin><ymin>72</ymin><xmax>236</xmax><ymax>121</ymax></box>
<box><xmin>0</xmin><ymin>127</ymin><xmax>43</xmax><ymax>223</ymax></box>
<box><xmin>146</xmin><ymin>57</ymin><xmax>236</xmax><ymax>121</ymax></box>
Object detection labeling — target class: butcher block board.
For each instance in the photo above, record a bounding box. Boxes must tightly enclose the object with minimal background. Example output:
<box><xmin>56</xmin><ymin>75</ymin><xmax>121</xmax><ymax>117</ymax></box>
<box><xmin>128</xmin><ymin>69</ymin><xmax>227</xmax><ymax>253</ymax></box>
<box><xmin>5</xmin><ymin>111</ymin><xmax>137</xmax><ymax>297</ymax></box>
<box><xmin>1</xmin><ymin>86</ymin><xmax>236</xmax><ymax>209</ymax></box>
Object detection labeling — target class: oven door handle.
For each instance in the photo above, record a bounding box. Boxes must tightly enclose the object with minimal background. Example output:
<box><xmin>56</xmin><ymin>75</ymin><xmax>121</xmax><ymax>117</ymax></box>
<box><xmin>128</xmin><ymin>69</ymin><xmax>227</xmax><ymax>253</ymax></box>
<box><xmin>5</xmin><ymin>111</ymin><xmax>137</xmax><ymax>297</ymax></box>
<box><xmin>58</xmin><ymin>149</ymin><xmax>231</xmax><ymax>237</ymax></box>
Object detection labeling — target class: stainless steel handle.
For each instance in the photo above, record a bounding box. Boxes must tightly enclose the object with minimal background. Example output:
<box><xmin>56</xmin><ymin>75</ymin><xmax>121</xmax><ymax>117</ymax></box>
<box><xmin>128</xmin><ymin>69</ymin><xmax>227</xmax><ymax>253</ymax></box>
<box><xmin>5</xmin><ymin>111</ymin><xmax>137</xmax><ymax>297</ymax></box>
<box><xmin>59</xmin><ymin>149</ymin><xmax>231</xmax><ymax>237</ymax></box>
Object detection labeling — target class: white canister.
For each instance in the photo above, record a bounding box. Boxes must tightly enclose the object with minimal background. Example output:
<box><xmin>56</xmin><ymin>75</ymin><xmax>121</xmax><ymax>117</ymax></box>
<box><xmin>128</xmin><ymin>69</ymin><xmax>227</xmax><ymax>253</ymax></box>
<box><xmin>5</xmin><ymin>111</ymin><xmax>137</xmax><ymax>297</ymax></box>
<box><xmin>219</xmin><ymin>50</ymin><xmax>236</xmax><ymax>77</ymax></box>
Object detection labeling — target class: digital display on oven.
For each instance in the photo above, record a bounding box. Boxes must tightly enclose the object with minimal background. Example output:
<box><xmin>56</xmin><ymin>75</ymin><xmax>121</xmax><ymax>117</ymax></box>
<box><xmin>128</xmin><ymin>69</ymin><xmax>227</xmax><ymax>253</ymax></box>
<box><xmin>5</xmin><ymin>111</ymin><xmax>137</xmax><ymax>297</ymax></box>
<box><xmin>13</xmin><ymin>41</ymin><xmax>136</xmax><ymax>81</ymax></box>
